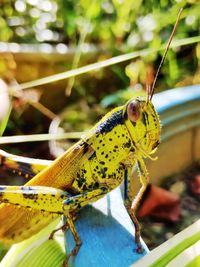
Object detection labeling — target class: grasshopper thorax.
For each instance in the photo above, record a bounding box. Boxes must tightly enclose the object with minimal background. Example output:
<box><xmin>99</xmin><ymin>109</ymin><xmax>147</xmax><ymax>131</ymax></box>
<box><xmin>123</xmin><ymin>97</ymin><xmax>160</xmax><ymax>157</ymax></box>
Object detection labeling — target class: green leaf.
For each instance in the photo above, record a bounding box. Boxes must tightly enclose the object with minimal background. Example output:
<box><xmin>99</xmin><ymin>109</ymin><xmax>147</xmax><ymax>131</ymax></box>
<box><xmin>1</xmin><ymin>219</ymin><xmax>65</xmax><ymax>267</ymax></box>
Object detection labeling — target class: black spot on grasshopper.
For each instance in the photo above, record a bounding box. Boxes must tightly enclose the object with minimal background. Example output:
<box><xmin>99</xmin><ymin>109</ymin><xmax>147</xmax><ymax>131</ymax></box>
<box><xmin>15</xmin><ymin>162</ymin><xmax>37</xmax><ymax>177</ymax></box>
<box><xmin>21</xmin><ymin>187</ymin><xmax>39</xmax><ymax>200</ymax></box>
<box><xmin>93</xmin><ymin>182</ymin><xmax>100</xmax><ymax>189</ymax></box>
<box><xmin>67</xmin><ymin>187</ymin><xmax>80</xmax><ymax>196</ymax></box>
<box><xmin>82</xmin><ymin>184</ymin><xmax>88</xmax><ymax>190</ymax></box>
<box><xmin>108</xmin><ymin>172</ymin><xmax>116</xmax><ymax>179</ymax></box>
<box><xmin>123</xmin><ymin>140</ymin><xmax>131</xmax><ymax>148</ymax></box>
<box><xmin>77</xmin><ymin>176</ymin><xmax>86</xmax><ymax>188</ymax></box>
<box><xmin>143</xmin><ymin>112</ymin><xmax>149</xmax><ymax>125</ymax></box>
<box><xmin>101</xmin><ymin>167</ymin><xmax>108</xmax><ymax>178</ymax></box>
<box><xmin>97</xmin><ymin>109</ymin><xmax>124</xmax><ymax>134</ymax></box>
<box><xmin>83</xmin><ymin>143</ymin><xmax>90</xmax><ymax>154</ymax></box>
<box><xmin>23</xmin><ymin>193</ymin><xmax>38</xmax><ymax>200</ymax></box>
<box><xmin>101</xmin><ymin>187</ymin><xmax>108</xmax><ymax>192</ymax></box>
<box><xmin>142</xmin><ymin>113</ymin><xmax>146</xmax><ymax>126</ymax></box>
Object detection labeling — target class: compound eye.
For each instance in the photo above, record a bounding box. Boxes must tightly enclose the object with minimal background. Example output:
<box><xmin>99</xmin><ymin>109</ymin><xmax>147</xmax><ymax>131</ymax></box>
<box><xmin>127</xmin><ymin>100</ymin><xmax>140</xmax><ymax>122</ymax></box>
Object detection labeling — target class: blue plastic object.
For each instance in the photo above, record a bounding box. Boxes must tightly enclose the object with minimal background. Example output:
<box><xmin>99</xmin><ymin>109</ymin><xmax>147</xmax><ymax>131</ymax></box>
<box><xmin>153</xmin><ymin>84</ymin><xmax>200</xmax><ymax>113</ymax></box>
<box><xmin>65</xmin><ymin>187</ymin><xmax>148</xmax><ymax>267</ymax></box>
<box><xmin>153</xmin><ymin>84</ymin><xmax>200</xmax><ymax>141</ymax></box>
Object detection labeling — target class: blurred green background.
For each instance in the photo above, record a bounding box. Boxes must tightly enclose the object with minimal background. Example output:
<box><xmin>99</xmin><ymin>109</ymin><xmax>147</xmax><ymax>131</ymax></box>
<box><xmin>0</xmin><ymin>2</ymin><xmax>199</xmax><ymax>104</ymax></box>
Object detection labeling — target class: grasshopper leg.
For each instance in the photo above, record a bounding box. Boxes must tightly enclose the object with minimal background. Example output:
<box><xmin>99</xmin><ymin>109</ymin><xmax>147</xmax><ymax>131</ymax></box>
<box><xmin>0</xmin><ymin>149</ymin><xmax>51</xmax><ymax>178</ymax></box>
<box><xmin>0</xmin><ymin>185</ymin><xmax>70</xmax><ymax>213</ymax></box>
<box><xmin>124</xmin><ymin>158</ymin><xmax>149</xmax><ymax>253</ymax></box>
<box><xmin>48</xmin><ymin>212</ymin><xmax>77</xmax><ymax>240</ymax></box>
<box><xmin>124</xmin><ymin>200</ymin><xmax>142</xmax><ymax>251</ymax></box>
<box><xmin>48</xmin><ymin>223</ymin><xmax>68</xmax><ymax>240</ymax></box>
<box><xmin>66</xmin><ymin>213</ymin><xmax>82</xmax><ymax>256</ymax></box>
<box><xmin>62</xmin><ymin>186</ymin><xmax>110</xmax><ymax>261</ymax></box>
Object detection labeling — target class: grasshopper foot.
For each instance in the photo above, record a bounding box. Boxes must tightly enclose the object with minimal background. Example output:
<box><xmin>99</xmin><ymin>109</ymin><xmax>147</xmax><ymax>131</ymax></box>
<box><xmin>61</xmin><ymin>242</ymin><xmax>82</xmax><ymax>267</ymax></box>
<box><xmin>62</xmin><ymin>258</ymin><xmax>69</xmax><ymax>267</ymax></box>
<box><xmin>134</xmin><ymin>233</ymin><xmax>144</xmax><ymax>254</ymax></box>
<box><xmin>135</xmin><ymin>243</ymin><xmax>144</xmax><ymax>254</ymax></box>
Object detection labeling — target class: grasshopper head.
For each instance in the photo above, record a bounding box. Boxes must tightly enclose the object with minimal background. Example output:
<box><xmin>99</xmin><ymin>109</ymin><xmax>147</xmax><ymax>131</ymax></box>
<box><xmin>121</xmin><ymin>9</ymin><xmax>183</xmax><ymax>158</ymax></box>
<box><xmin>123</xmin><ymin>97</ymin><xmax>160</xmax><ymax>156</ymax></box>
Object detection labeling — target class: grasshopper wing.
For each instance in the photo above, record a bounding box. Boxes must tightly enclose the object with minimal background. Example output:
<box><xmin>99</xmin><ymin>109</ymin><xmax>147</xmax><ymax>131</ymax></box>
<box><xmin>0</xmin><ymin>140</ymin><xmax>94</xmax><ymax>243</ymax></box>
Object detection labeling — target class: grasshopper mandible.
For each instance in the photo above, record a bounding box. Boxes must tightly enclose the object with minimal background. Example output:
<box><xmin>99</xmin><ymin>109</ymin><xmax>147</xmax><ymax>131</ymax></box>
<box><xmin>0</xmin><ymin>9</ymin><xmax>182</xmax><ymax>264</ymax></box>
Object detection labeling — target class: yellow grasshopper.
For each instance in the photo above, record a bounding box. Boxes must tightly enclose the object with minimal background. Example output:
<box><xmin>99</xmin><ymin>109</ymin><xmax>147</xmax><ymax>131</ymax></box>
<box><xmin>0</xmin><ymin>10</ymin><xmax>182</xmax><ymax>264</ymax></box>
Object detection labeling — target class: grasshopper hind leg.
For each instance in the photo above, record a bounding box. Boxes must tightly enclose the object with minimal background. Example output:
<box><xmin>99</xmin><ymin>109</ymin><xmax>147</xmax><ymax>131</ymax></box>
<box><xmin>48</xmin><ymin>212</ymin><xmax>77</xmax><ymax>240</ymax></box>
<box><xmin>55</xmin><ymin>214</ymin><xmax>82</xmax><ymax>267</ymax></box>
<box><xmin>124</xmin><ymin>200</ymin><xmax>143</xmax><ymax>253</ymax></box>
<box><xmin>48</xmin><ymin>222</ymin><xmax>68</xmax><ymax>240</ymax></box>
<box><xmin>124</xmin><ymin>158</ymin><xmax>149</xmax><ymax>253</ymax></box>
<box><xmin>0</xmin><ymin>149</ymin><xmax>51</xmax><ymax>179</ymax></box>
<box><xmin>62</xmin><ymin>186</ymin><xmax>111</xmax><ymax>264</ymax></box>
<box><xmin>66</xmin><ymin>213</ymin><xmax>82</xmax><ymax>257</ymax></box>
<box><xmin>48</xmin><ymin>213</ymin><xmax>81</xmax><ymax>267</ymax></box>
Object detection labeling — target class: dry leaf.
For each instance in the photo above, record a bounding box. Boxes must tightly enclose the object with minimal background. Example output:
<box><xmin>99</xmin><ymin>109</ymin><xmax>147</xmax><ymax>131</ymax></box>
<box><xmin>138</xmin><ymin>184</ymin><xmax>181</xmax><ymax>222</ymax></box>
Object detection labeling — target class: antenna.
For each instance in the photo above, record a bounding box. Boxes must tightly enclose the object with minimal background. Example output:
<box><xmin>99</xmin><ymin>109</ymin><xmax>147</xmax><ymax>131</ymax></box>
<box><xmin>149</xmin><ymin>8</ymin><xmax>183</xmax><ymax>100</ymax></box>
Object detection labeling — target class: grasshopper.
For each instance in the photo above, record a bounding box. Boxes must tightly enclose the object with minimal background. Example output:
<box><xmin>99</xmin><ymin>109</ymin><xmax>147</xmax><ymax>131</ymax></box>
<box><xmin>0</xmin><ymin>10</ymin><xmax>182</xmax><ymax>265</ymax></box>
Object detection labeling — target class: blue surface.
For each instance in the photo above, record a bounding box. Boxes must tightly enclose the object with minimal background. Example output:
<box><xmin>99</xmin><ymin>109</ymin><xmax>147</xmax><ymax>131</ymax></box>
<box><xmin>153</xmin><ymin>84</ymin><xmax>200</xmax><ymax>141</ymax></box>
<box><xmin>65</xmin><ymin>188</ymin><xmax>148</xmax><ymax>267</ymax></box>
<box><xmin>153</xmin><ymin>84</ymin><xmax>200</xmax><ymax>113</ymax></box>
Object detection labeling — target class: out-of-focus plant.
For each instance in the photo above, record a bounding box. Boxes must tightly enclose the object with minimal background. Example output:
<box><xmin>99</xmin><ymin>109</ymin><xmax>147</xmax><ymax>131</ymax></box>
<box><xmin>0</xmin><ymin>1</ymin><xmax>198</xmax><ymax>49</ymax></box>
<box><xmin>0</xmin><ymin>1</ymin><xmax>199</xmax><ymax>94</ymax></box>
